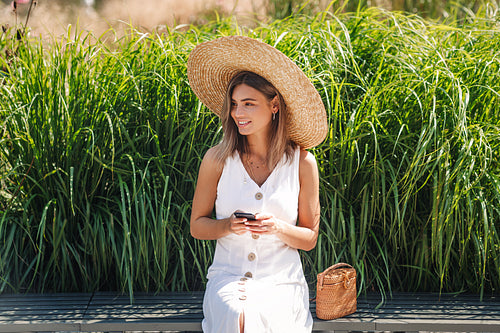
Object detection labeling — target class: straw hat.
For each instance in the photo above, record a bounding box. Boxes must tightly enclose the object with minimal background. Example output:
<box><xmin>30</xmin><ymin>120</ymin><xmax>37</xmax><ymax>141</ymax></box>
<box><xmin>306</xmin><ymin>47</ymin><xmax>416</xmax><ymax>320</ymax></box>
<box><xmin>187</xmin><ymin>35</ymin><xmax>328</xmax><ymax>149</ymax></box>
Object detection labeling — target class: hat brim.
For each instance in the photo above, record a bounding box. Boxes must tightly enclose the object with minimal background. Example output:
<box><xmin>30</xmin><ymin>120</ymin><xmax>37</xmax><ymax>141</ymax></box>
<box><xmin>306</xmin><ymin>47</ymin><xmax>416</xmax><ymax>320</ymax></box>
<box><xmin>187</xmin><ymin>35</ymin><xmax>327</xmax><ymax>149</ymax></box>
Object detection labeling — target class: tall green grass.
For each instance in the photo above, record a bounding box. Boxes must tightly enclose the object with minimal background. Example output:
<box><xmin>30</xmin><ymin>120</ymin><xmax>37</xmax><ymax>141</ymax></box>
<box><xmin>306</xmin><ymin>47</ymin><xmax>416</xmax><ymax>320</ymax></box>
<box><xmin>268</xmin><ymin>0</ymin><xmax>498</xmax><ymax>21</ymax></box>
<box><xmin>0</xmin><ymin>5</ymin><xmax>499</xmax><ymax>297</ymax></box>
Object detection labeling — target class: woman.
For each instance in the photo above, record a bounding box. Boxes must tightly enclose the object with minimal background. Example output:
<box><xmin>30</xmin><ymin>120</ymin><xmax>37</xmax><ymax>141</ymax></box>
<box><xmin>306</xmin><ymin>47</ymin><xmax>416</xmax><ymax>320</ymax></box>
<box><xmin>187</xmin><ymin>36</ymin><xmax>328</xmax><ymax>333</ymax></box>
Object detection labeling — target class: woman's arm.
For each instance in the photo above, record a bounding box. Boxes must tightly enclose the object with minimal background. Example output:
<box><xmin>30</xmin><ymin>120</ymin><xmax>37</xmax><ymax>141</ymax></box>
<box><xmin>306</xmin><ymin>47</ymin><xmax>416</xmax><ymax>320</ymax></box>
<box><xmin>190</xmin><ymin>147</ymin><xmax>249</xmax><ymax>240</ymax></box>
<box><xmin>245</xmin><ymin>149</ymin><xmax>321</xmax><ymax>251</ymax></box>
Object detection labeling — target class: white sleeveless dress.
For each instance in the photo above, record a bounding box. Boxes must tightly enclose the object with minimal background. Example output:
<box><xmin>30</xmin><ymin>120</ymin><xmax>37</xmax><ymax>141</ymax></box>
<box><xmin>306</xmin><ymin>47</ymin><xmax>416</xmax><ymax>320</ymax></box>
<box><xmin>202</xmin><ymin>148</ymin><xmax>313</xmax><ymax>333</ymax></box>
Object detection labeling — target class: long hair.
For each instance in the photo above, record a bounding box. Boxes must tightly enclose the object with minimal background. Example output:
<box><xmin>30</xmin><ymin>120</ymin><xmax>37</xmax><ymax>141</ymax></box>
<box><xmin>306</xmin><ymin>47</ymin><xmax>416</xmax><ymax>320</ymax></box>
<box><xmin>214</xmin><ymin>71</ymin><xmax>296</xmax><ymax>169</ymax></box>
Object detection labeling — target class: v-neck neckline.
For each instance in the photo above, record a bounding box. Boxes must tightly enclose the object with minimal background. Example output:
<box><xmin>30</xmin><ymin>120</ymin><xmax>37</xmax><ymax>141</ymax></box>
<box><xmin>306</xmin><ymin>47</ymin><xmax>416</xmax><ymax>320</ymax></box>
<box><xmin>237</xmin><ymin>153</ymin><xmax>278</xmax><ymax>189</ymax></box>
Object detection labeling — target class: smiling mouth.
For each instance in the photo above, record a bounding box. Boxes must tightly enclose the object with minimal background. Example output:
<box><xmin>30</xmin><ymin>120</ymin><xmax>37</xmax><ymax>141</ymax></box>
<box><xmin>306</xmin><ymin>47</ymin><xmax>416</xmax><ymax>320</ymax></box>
<box><xmin>238</xmin><ymin>121</ymin><xmax>251</xmax><ymax>126</ymax></box>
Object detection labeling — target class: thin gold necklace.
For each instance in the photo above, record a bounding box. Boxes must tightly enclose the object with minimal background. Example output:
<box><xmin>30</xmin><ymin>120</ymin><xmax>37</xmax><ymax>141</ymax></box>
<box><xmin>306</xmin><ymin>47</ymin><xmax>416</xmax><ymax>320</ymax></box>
<box><xmin>245</xmin><ymin>154</ymin><xmax>266</xmax><ymax>182</ymax></box>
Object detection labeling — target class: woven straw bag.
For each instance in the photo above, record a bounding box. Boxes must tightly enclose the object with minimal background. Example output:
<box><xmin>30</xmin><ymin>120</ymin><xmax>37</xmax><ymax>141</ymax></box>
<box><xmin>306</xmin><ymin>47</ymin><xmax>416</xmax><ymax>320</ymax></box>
<box><xmin>315</xmin><ymin>263</ymin><xmax>357</xmax><ymax>320</ymax></box>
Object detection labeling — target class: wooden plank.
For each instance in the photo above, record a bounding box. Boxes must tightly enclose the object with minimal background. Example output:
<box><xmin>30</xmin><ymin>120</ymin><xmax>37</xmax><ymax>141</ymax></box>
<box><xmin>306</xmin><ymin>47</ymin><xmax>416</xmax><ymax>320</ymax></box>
<box><xmin>83</xmin><ymin>292</ymin><xmax>204</xmax><ymax>331</ymax></box>
<box><xmin>311</xmin><ymin>317</ymin><xmax>376</xmax><ymax>331</ymax></box>
<box><xmin>0</xmin><ymin>293</ymin><xmax>91</xmax><ymax>332</ymax></box>
<box><xmin>374</xmin><ymin>318</ymin><xmax>500</xmax><ymax>332</ymax></box>
<box><xmin>82</xmin><ymin>291</ymin><xmax>204</xmax><ymax>332</ymax></box>
<box><xmin>0</xmin><ymin>322</ymin><xmax>81</xmax><ymax>333</ymax></box>
<box><xmin>81</xmin><ymin>320</ymin><xmax>203</xmax><ymax>332</ymax></box>
<box><xmin>367</xmin><ymin>293</ymin><xmax>500</xmax><ymax>332</ymax></box>
<box><xmin>85</xmin><ymin>292</ymin><xmax>372</xmax><ymax>332</ymax></box>
<box><xmin>1</xmin><ymin>291</ymin><xmax>499</xmax><ymax>333</ymax></box>
<box><xmin>312</xmin><ymin>292</ymin><xmax>500</xmax><ymax>332</ymax></box>
<box><xmin>363</xmin><ymin>294</ymin><xmax>500</xmax><ymax>308</ymax></box>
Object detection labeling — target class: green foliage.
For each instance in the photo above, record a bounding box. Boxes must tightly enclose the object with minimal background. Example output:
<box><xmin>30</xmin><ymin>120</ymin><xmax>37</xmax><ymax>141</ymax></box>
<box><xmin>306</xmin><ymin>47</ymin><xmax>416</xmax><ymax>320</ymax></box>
<box><xmin>0</xmin><ymin>6</ymin><xmax>499</xmax><ymax>297</ymax></box>
<box><xmin>267</xmin><ymin>0</ymin><xmax>497</xmax><ymax>22</ymax></box>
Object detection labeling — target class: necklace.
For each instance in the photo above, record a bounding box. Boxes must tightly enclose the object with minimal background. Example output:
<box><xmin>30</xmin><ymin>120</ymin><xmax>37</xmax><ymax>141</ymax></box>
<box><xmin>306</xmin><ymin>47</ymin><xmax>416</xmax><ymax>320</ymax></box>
<box><xmin>244</xmin><ymin>154</ymin><xmax>268</xmax><ymax>186</ymax></box>
<box><xmin>247</xmin><ymin>156</ymin><xmax>266</xmax><ymax>169</ymax></box>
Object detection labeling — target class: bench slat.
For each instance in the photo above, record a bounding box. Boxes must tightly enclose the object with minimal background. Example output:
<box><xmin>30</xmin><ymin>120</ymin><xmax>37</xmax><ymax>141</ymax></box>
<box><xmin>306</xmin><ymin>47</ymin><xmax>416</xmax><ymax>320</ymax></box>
<box><xmin>374</xmin><ymin>318</ymin><xmax>500</xmax><ymax>332</ymax></box>
<box><xmin>0</xmin><ymin>322</ymin><xmax>82</xmax><ymax>333</ymax></box>
<box><xmin>0</xmin><ymin>291</ymin><xmax>499</xmax><ymax>332</ymax></box>
<box><xmin>0</xmin><ymin>293</ymin><xmax>90</xmax><ymax>331</ymax></box>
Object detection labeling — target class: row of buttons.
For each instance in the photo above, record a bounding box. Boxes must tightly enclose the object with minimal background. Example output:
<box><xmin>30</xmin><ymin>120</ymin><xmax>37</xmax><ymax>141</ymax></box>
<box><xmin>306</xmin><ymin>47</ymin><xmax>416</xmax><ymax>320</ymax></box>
<box><xmin>239</xmin><ymin>276</ymin><xmax>249</xmax><ymax>300</ymax></box>
<box><xmin>252</xmin><ymin>191</ymin><xmax>262</xmax><ymax>242</ymax></box>
<box><xmin>240</xmin><ymin>192</ymin><xmax>261</xmax><ymax>301</ymax></box>
<box><xmin>239</xmin><ymin>253</ymin><xmax>256</xmax><ymax>300</ymax></box>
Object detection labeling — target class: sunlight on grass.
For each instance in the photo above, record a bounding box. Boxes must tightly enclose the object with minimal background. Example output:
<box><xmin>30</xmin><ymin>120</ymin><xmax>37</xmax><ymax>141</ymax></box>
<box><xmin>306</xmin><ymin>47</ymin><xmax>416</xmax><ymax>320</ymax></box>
<box><xmin>0</xmin><ymin>3</ymin><xmax>498</xmax><ymax>297</ymax></box>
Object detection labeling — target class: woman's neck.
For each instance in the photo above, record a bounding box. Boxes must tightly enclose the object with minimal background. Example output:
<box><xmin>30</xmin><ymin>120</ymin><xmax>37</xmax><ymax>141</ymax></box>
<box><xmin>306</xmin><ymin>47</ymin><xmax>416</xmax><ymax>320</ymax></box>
<box><xmin>246</xmin><ymin>134</ymin><xmax>269</xmax><ymax>161</ymax></box>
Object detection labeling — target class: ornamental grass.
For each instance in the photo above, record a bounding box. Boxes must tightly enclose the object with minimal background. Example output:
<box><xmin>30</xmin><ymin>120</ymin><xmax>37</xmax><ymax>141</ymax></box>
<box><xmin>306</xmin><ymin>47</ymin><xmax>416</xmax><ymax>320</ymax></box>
<box><xmin>0</xmin><ymin>4</ymin><xmax>499</xmax><ymax>298</ymax></box>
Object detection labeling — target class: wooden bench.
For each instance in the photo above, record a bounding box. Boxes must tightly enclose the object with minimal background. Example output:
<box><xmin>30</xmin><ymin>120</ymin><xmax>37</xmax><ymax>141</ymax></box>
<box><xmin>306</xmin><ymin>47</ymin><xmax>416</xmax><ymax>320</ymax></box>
<box><xmin>1</xmin><ymin>291</ymin><xmax>499</xmax><ymax>332</ymax></box>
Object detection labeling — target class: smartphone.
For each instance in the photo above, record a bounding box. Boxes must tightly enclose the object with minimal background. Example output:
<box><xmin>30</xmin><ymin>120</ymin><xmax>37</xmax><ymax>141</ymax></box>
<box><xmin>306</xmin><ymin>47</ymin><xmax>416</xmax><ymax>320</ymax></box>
<box><xmin>234</xmin><ymin>212</ymin><xmax>256</xmax><ymax>220</ymax></box>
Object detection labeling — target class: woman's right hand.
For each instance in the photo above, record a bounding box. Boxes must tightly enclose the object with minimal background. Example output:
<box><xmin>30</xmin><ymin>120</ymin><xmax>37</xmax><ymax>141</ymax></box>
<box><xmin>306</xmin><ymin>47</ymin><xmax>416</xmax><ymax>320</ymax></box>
<box><xmin>229</xmin><ymin>212</ymin><xmax>250</xmax><ymax>235</ymax></box>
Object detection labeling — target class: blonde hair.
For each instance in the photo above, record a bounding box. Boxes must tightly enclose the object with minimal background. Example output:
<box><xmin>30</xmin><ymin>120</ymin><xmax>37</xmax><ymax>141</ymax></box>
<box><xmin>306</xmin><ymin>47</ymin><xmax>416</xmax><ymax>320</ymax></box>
<box><xmin>214</xmin><ymin>71</ymin><xmax>296</xmax><ymax>169</ymax></box>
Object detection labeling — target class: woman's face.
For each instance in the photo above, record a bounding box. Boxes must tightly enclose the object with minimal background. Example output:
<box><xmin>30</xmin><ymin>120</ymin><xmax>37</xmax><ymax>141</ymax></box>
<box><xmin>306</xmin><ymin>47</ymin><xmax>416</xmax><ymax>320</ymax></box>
<box><xmin>230</xmin><ymin>84</ymin><xmax>276</xmax><ymax>138</ymax></box>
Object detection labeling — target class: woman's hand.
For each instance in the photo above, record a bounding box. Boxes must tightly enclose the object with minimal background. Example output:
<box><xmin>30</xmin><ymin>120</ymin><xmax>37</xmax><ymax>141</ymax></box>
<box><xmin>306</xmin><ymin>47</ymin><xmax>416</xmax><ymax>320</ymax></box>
<box><xmin>243</xmin><ymin>213</ymin><xmax>285</xmax><ymax>235</ymax></box>
<box><xmin>229</xmin><ymin>212</ymin><xmax>252</xmax><ymax>235</ymax></box>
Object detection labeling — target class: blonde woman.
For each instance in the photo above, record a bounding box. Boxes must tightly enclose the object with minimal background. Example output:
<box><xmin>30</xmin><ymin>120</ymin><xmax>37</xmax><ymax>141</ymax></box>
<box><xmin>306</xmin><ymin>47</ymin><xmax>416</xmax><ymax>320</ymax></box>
<box><xmin>188</xmin><ymin>36</ymin><xmax>328</xmax><ymax>333</ymax></box>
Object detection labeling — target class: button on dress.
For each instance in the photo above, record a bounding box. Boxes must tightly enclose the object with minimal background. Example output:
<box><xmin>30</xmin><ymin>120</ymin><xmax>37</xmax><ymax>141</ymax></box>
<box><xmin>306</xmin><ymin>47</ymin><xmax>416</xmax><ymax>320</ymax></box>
<box><xmin>201</xmin><ymin>148</ymin><xmax>313</xmax><ymax>333</ymax></box>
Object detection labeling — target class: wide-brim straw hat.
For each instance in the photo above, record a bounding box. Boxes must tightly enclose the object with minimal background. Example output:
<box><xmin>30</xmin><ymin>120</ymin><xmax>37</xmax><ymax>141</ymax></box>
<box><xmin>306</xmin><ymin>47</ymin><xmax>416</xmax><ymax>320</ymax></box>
<box><xmin>187</xmin><ymin>35</ymin><xmax>328</xmax><ymax>149</ymax></box>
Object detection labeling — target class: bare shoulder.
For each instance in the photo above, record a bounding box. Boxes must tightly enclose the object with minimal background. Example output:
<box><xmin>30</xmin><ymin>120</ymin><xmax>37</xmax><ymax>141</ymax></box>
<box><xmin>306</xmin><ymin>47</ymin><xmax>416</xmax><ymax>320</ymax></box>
<box><xmin>203</xmin><ymin>145</ymin><xmax>223</xmax><ymax>163</ymax></box>
<box><xmin>199</xmin><ymin>145</ymin><xmax>225</xmax><ymax>176</ymax></box>
<box><xmin>299</xmin><ymin>148</ymin><xmax>319</xmax><ymax>175</ymax></box>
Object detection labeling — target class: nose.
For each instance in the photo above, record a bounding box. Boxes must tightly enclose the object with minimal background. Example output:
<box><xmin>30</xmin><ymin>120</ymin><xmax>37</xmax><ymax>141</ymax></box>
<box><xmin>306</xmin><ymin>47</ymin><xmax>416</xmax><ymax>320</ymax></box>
<box><xmin>232</xmin><ymin>104</ymin><xmax>244</xmax><ymax>117</ymax></box>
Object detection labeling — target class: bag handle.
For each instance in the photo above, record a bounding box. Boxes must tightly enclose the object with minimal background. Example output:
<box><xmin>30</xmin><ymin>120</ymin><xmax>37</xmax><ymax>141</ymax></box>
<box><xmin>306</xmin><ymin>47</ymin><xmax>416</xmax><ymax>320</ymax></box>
<box><xmin>317</xmin><ymin>263</ymin><xmax>354</xmax><ymax>290</ymax></box>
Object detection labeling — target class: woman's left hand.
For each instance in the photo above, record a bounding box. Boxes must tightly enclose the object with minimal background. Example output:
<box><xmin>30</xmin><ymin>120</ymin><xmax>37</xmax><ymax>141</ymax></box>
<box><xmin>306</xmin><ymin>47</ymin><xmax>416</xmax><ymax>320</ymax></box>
<box><xmin>244</xmin><ymin>213</ymin><xmax>285</xmax><ymax>235</ymax></box>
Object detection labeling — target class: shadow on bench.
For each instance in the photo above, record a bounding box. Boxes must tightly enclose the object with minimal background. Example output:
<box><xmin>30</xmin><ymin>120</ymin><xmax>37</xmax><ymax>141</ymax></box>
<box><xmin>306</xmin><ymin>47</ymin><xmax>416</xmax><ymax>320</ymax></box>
<box><xmin>1</xmin><ymin>291</ymin><xmax>499</xmax><ymax>332</ymax></box>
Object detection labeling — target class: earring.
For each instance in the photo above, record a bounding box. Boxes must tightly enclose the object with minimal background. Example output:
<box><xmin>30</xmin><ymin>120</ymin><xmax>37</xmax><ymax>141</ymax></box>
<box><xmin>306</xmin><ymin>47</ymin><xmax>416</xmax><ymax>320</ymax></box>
<box><xmin>273</xmin><ymin>112</ymin><xmax>276</xmax><ymax>121</ymax></box>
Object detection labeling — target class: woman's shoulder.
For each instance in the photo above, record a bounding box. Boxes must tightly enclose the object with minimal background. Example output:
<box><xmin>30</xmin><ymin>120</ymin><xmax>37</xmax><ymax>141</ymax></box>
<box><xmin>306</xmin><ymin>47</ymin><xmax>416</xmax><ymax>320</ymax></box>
<box><xmin>298</xmin><ymin>148</ymin><xmax>318</xmax><ymax>177</ymax></box>
<box><xmin>204</xmin><ymin>145</ymin><xmax>221</xmax><ymax>160</ymax></box>
<box><xmin>201</xmin><ymin>145</ymin><xmax>226</xmax><ymax>175</ymax></box>
<box><xmin>199</xmin><ymin>146</ymin><xmax>224</xmax><ymax>177</ymax></box>
<box><xmin>202</xmin><ymin>144</ymin><xmax>240</xmax><ymax>172</ymax></box>
<box><xmin>298</xmin><ymin>148</ymin><xmax>317</xmax><ymax>163</ymax></box>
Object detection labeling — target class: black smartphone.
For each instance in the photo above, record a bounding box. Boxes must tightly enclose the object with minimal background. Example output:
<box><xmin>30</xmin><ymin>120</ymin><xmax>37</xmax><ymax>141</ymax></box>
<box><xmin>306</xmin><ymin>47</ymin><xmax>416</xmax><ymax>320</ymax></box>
<box><xmin>234</xmin><ymin>212</ymin><xmax>256</xmax><ymax>220</ymax></box>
